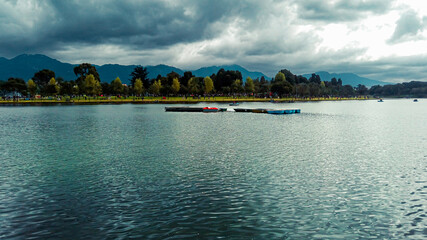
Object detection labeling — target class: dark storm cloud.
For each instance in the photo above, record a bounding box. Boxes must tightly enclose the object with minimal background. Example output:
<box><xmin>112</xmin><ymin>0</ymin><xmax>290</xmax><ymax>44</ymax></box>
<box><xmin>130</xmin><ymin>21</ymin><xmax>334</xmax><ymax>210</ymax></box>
<box><xmin>0</xmin><ymin>0</ymin><xmax>251</xmax><ymax>56</ymax></box>
<box><xmin>294</xmin><ymin>0</ymin><xmax>393</xmax><ymax>22</ymax></box>
<box><xmin>1</xmin><ymin>0</ymin><xmax>426</xmax><ymax>83</ymax></box>
<box><xmin>46</xmin><ymin>0</ymin><xmax>227</xmax><ymax>46</ymax></box>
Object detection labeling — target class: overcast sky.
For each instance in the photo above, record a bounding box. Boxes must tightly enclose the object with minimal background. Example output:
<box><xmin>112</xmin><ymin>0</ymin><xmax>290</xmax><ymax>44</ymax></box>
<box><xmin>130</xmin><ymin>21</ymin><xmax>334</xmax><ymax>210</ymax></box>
<box><xmin>1</xmin><ymin>0</ymin><xmax>427</xmax><ymax>82</ymax></box>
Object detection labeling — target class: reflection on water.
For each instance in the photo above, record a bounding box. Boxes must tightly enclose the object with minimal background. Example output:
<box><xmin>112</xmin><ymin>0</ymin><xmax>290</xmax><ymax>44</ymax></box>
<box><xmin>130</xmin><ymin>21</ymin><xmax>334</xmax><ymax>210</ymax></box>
<box><xmin>0</xmin><ymin>100</ymin><xmax>426</xmax><ymax>239</ymax></box>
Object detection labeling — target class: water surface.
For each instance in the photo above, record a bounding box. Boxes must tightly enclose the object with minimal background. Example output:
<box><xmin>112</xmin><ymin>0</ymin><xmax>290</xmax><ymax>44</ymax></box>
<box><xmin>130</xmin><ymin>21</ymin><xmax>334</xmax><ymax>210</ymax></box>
<box><xmin>0</xmin><ymin>100</ymin><xmax>426</xmax><ymax>239</ymax></box>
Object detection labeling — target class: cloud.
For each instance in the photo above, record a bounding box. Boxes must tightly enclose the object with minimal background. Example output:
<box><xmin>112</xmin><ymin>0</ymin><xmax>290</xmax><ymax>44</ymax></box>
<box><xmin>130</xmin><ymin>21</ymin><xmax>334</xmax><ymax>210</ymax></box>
<box><xmin>294</xmin><ymin>0</ymin><xmax>394</xmax><ymax>22</ymax></box>
<box><xmin>0</xmin><ymin>0</ymin><xmax>427</xmax><ymax>83</ymax></box>
<box><xmin>388</xmin><ymin>10</ymin><xmax>425</xmax><ymax>43</ymax></box>
<box><xmin>0</xmin><ymin>0</ymin><xmax>245</xmax><ymax>55</ymax></box>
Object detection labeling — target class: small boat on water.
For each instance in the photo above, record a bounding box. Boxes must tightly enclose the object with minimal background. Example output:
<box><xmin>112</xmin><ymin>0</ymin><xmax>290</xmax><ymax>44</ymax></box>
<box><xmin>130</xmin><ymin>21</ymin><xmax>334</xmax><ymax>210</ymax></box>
<box><xmin>378</xmin><ymin>98</ymin><xmax>384</xmax><ymax>102</ymax></box>
<box><xmin>234</xmin><ymin>108</ymin><xmax>300</xmax><ymax>114</ymax></box>
<box><xmin>266</xmin><ymin>109</ymin><xmax>301</xmax><ymax>114</ymax></box>
<box><xmin>267</xmin><ymin>109</ymin><xmax>285</xmax><ymax>114</ymax></box>
<box><xmin>414</xmin><ymin>99</ymin><xmax>418</xmax><ymax>102</ymax></box>
<box><xmin>229</xmin><ymin>102</ymin><xmax>239</xmax><ymax>106</ymax></box>
<box><xmin>203</xmin><ymin>107</ymin><xmax>219</xmax><ymax>112</ymax></box>
<box><xmin>165</xmin><ymin>107</ymin><xmax>226</xmax><ymax>112</ymax></box>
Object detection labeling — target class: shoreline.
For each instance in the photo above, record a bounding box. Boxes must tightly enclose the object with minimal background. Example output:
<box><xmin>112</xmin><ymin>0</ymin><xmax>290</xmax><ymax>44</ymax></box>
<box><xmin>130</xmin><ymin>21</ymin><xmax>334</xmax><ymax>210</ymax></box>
<box><xmin>0</xmin><ymin>97</ymin><xmax>371</xmax><ymax>105</ymax></box>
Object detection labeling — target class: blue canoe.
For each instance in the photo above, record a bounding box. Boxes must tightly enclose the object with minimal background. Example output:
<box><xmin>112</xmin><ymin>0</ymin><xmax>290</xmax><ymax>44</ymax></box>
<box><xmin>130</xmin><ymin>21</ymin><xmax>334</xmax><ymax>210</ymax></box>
<box><xmin>267</xmin><ymin>109</ymin><xmax>285</xmax><ymax>114</ymax></box>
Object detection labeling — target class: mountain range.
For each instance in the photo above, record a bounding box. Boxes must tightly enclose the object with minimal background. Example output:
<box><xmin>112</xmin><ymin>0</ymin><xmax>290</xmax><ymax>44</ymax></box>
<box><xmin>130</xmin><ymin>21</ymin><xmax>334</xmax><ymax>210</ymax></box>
<box><xmin>0</xmin><ymin>54</ymin><xmax>268</xmax><ymax>85</ymax></box>
<box><xmin>302</xmin><ymin>71</ymin><xmax>390</xmax><ymax>87</ymax></box>
<box><xmin>0</xmin><ymin>54</ymin><xmax>388</xmax><ymax>87</ymax></box>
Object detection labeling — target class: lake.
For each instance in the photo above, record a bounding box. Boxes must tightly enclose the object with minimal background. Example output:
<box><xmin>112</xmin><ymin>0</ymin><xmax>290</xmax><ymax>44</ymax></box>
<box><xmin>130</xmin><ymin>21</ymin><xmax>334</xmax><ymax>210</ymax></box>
<box><xmin>0</xmin><ymin>100</ymin><xmax>426</xmax><ymax>239</ymax></box>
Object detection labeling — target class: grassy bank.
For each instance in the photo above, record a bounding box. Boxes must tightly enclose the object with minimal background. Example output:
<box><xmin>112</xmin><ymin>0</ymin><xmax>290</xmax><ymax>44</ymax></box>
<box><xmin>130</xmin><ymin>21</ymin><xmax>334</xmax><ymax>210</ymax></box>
<box><xmin>0</xmin><ymin>96</ymin><xmax>371</xmax><ymax>105</ymax></box>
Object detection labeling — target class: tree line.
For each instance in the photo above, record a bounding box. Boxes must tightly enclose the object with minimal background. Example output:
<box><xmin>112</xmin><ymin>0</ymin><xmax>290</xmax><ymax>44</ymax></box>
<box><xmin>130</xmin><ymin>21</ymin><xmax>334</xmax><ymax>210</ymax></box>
<box><xmin>369</xmin><ymin>81</ymin><xmax>427</xmax><ymax>98</ymax></box>
<box><xmin>1</xmin><ymin>63</ymin><xmax>425</xmax><ymax>98</ymax></box>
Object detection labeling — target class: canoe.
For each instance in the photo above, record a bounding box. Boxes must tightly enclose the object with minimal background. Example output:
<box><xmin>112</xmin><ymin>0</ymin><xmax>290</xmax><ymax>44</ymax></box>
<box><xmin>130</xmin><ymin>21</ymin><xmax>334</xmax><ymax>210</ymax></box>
<box><xmin>203</xmin><ymin>107</ymin><xmax>219</xmax><ymax>113</ymax></box>
<box><xmin>229</xmin><ymin>102</ymin><xmax>239</xmax><ymax>106</ymax></box>
<box><xmin>267</xmin><ymin>109</ymin><xmax>285</xmax><ymax>114</ymax></box>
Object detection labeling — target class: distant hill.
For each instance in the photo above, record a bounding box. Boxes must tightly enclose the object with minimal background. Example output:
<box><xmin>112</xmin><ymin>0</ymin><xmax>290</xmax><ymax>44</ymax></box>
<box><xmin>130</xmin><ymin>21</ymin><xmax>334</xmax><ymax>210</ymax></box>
<box><xmin>0</xmin><ymin>54</ymin><xmax>76</xmax><ymax>81</ymax></box>
<box><xmin>0</xmin><ymin>54</ymin><xmax>187</xmax><ymax>84</ymax></box>
<box><xmin>1</xmin><ymin>54</ymin><xmax>388</xmax><ymax>87</ymax></box>
<box><xmin>146</xmin><ymin>64</ymin><xmax>184</xmax><ymax>79</ymax></box>
<box><xmin>0</xmin><ymin>54</ymin><xmax>268</xmax><ymax>84</ymax></box>
<box><xmin>193</xmin><ymin>64</ymin><xmax>269</xmax><ymax>81</ymax></box>
<box><xmin>96</xmin><ymin>64</ymin><xmax>185</xmax><ymax>83</ymax></box>
<box><xmin>303</xmin><ymin>71</ymin><xmax>389</xmax><ymax>87</ymax></box>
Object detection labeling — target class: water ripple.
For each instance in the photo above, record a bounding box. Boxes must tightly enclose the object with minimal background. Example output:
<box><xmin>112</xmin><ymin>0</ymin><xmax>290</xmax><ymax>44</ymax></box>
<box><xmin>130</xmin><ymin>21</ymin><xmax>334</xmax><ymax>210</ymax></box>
<box><xmin>0</xmin><ymin>102</ymin><xmax>426</xmax><ymax>239</ymax></box>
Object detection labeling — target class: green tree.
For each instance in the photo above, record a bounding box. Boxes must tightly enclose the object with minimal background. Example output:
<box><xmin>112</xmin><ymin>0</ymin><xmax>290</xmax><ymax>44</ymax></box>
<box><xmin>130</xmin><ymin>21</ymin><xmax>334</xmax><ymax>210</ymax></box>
<box><xmin>123</xmin><ymin>85</ymin><xmax>130</xmax><ymax>96</ymax></box>
<box><xmin>271</xmin><ymin>80</ymin><xmax>293</xmax><ymax>96</ymax></box>
<box><xmin>319</xmin><ymin>81</ymin><xmax>328</xmax><ymax>96</ymax></box>
<box><xmin>33</xmin><ymin>69</ymin><xmax>55</xmax><ymax>95</ymax></box>
<box><xmin>214</xmin><ymin>69</ymin><xmax>242</xmax><ymax>90</ymax></box>
<box><xmin>180</xmin><ymin>71</ymin><xmax>193</xmax><ymax>87</ymax></box>
<box><xmin>33</xmin><ymin>69</ymin><xmax>55</xmax><ymax>88</ymax></box>
<box><xmin>172</xmin><ymin>78</ymin><xmax>180</xmax><ymax>95</ymax></box>
<box><xmin>130</xmin><ymin>66</ymin><xmax>149</xmax><ymax>88</ymax></box>
<box><xmin>309</xmin><ymin>74</ymin><xmax>321</xmax><ymax>84</ymax></box>
<box><xmin>356</xmin><ymin>84</ymin><xmax>368</xmax><ymax>95</ymax></box>
<box><xmin>72</xmin><ymin>85</ymin><xmax>79</xmax><ymax>96</ymax></box>
<box><xmin>340</xmin><ymin>85</ymin><xmax>355</xmax><ymax>97</ymax></box>
<box><xmin>111</xmin><ymin>77</ymin><xmax>123</xmax><ymax>95</ymax></box>
<box><xmin>101</xmin><ymin>82</ymin><xmax>111</xmax><ymax>95</ymax></box>
<box><xmin>59</xmin><ymin>81</ymin><xmax>74</xmax><ymax>96</ymax></box>
<box><xmin>258</xmin><ymin>76</ymin><xmax>270</xmax><ymax>94</ymax></box>
<box><xmin>296</xmin><ymin>83</ymin><xmax>309</xmax><ymax>97</ymax></box>
<box><xmin>46</xmin><ymin>77</ymin><xmax>60</xmax><ymax>96</ymax></box>
<box><xmin>320</xmin><ymin>81</ymin><xmax>326</xmax><ymax>88</ymax></box>
<box><xmin>244</xmin><ymin>77</ymin><xmax>255</xmax><ymax>93</ymax></box>
<box><xmin>167</xmin><ymin>72</ymin><xmax>180</xmax><ymax>86</ymax></box>
<box><xmin>188</xmin><ymin>77</ymin><xmax>200</xmax><ymax>94</ymax></box>
<box><xmin>279</xmin><ymin>69</ymin><xmax>296</xmax><ymax>85</ymax></box>
<box><xmin>204</xmin><ymin>76</ymin><xmax>214</xmax><ymax>94</ymax></box>
<box><xmin>27</xmin><ymin>79</ymin><xmax>37</xmax><ymax>97</ymax></box>
<box><xmin>274</xmin><ymin>72</ymin><xmax>286</xmax><ymax>82</ymax></box>
<box><xmin>134</xmin><ymin>78</ymin><xmax>144</xmax><ymax>96</ymax></box>
<box><xmin>149</xmin><ymin>80</ymin><xmax>162</xmax><ymax>95</ymax></box>
<box><xmin>222</xmin><ymin>86</ymin><xmax>231</xmax><ymax>94</ymax></box>
<box><xmin>231</xmin><ymin>79</ymin><xmax>244</xmax><ymax>93</ymax></box>
<box><xmin>83</xmin><ymin>74</ymin><xmax>101</xmax><ymax>96</ymax></box>
<box><xmin>2</xmin><ymin>78</ymin><xmax>27</xmax><ymax>96</ymax></box>
<box><xmin>308</xmin><ymin>82</ymin><xmax>320</xmax><ymax>97</ymax></box>
<box><xmin>74</xmin><ymin>63</ymin><xmax>100</xmax><ymax>90</ymax></box>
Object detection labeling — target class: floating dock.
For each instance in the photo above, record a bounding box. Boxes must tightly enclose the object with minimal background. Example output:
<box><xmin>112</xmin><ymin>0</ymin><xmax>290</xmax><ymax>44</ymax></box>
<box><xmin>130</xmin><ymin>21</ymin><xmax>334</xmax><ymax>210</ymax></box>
<box><xmin>233</xmin><ymin>108</ymin><xmax>252</xmax><ymax>112</ymax></box>
<box><xmin>235</xmin><ymin>108</ymin><xmax>301</xmax><ymax>114</ymax></box>
<box><xmin>165</xmin><ymin>107</ymin><xmax>227</xmax><ymax>112</ymax></box>
<box><xmin>165</xmin><ymin>107</ymin><xmax>204</xmax><ymax>112</ymax></box>
<box><xmin>165</xmin><ymin>107</ymin><xmax>300</xmax><ymax>114</ymax></box>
